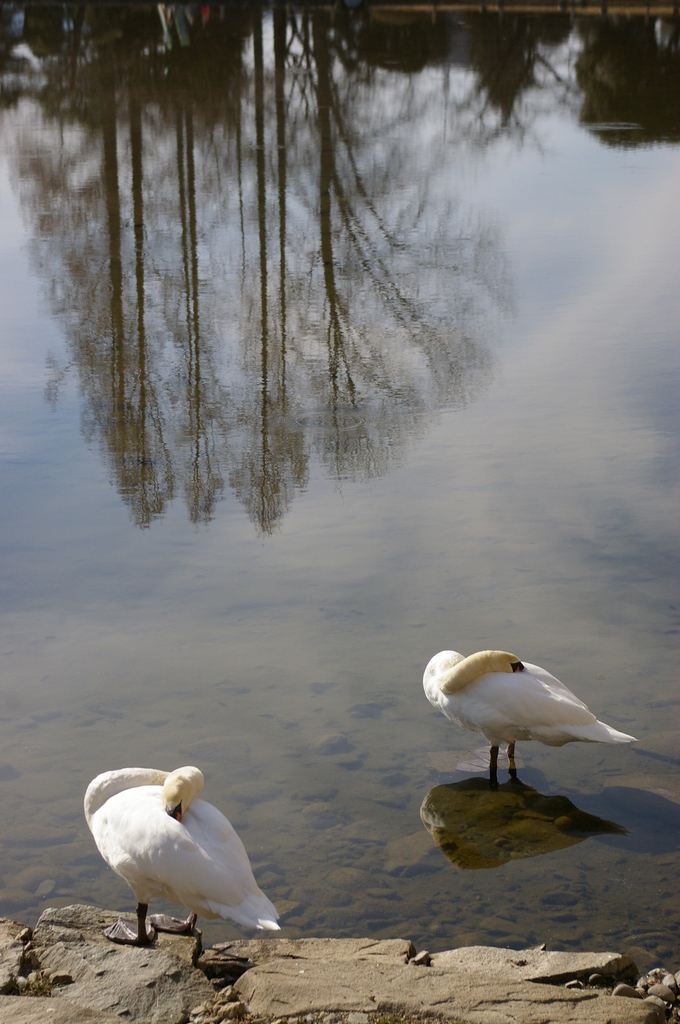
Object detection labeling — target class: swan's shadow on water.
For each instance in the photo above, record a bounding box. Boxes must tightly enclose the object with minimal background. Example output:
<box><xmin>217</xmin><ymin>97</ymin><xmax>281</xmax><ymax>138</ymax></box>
<box><xmin>420</xmin><ymin>776</ymin><xmax>628</xmax><ymax>870</ymax></box>
<box><xmin>569</xmin><ymin>786</ymin><xmax>680</xmax><ymax>855</ymax></box>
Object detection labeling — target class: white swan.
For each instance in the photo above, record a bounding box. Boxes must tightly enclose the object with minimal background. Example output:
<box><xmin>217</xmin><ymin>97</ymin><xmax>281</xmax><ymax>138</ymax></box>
<box><xmin>84</xmin><ymin>766</ymin><xmax>280</xmax><ymax>945</ymax></box>
<box><xmin>423</xmin><ymin>650</ymin><xmax>636</xmax><ymax>778</ymax></box>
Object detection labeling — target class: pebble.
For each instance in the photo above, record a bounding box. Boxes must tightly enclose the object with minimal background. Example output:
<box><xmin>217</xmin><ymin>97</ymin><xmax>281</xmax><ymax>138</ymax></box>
<box><xmin>347</xmin><ymin>1014</ymin><xmax>369</xmax><ymax>1024</ymax></box>
<box><xmin>49</xmin><ymin>971</ymin><xmax>73</xmax><ymax>986</ymax></box>
<box><xmin>215</xmin><ymin>987</ymin><xmax>238</xmax><ymax>1004</ymax></box>
<box><xmin>411</xmin><ymin>950</ymin><xmax>431</xmax><ymax>966</ymax></box>
<box><xmin>613</xmin><ymin>984</ymin><xmax>641</xmax><ymax>999</ymax></box>
<box><xmin>588</xmin><ymin>973</ymin><xmax>606</xmax><ymax>986</ymax></box>
<box><xmin>219</xmin><ymin>1002</ymin><xmax>246</xmax><ymax>1020</ymax></box>
<box><xmin>646</xmin><ymin>995</ymin><xmax>669</xmax><ymax>1010</ymax></box>
<box><xmin>664</xmin><ymin>975</ymin><xmax>679</xmax><ymax>995</ymax></box>
<box><xmin>565</xmin><ymin>979</ymin><xmax>584</xmax><ymax>989</ymax></box>
<box><xmin>648</xmin><ymin>984</ymin><xmax>676</xmax><ymax>1004</ymax></box>
<box><xmin>15</xmin><ymin>976</ymin><xmax>28</xmax><ymax>990</ymax></box>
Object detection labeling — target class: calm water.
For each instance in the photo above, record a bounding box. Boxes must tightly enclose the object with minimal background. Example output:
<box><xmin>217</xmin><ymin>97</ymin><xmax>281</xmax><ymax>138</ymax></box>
<box><xmin>1</xmin><ymin>4</ymin><xmax>679</xmax><ymax>968</ymax></box>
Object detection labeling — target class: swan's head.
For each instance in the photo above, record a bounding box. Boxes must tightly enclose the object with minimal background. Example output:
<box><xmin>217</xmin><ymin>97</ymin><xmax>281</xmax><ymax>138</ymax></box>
<box><xmin>490</xmin><ymin>651</ymin><xmax>525</xmax><ymax>674</ymax></box>
<box><xmin>161</xmin><ymin>766</ymin><xmax>204</xmax><ymax>822</ymax></box>
<box><xmin>432</xmin><ymin>649</ymin><xmax>525</xmax><ymax>695</ymax></box>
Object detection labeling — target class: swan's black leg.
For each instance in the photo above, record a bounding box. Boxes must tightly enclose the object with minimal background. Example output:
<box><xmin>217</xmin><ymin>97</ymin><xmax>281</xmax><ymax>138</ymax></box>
<box><xmin>149</xmin><ymin>911</ymin><xmax>197</xmax><ymax>935</ymax></box>
<box><xmin>507</xmin><ymin>742</ymin><xmax>518</xmax><ymax>780</ymax></box>
<box><xmin>103</xmin><ymin>902</ymin><xmax>156</xmax><ymax>946</ymax></box>
<box><xmin>489</xmin><ymin>745</ymin><xmax>499</xmax><ymax>790</ymax></box>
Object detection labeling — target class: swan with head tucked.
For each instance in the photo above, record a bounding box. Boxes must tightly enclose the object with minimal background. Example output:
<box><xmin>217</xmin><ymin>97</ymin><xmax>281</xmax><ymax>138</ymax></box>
<box><xmin>84</xmin><ymin>766</ymin><xmax>279</xmax><ymax>945</ymax></box>
<box><xmin>423</xmin><ymin>650</ymin><xmax>636</xmax><ymax>783</ymax></box>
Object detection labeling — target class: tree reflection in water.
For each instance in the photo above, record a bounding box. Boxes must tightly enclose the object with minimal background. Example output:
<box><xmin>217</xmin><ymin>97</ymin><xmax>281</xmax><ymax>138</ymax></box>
<box><xmin>3</xmin><ymin>7</ymin><xmax>678</xmax><ymax>530</ymax></box>
<box><xmin>421</xmin><ymin>777</ymin><xmax>628</xmax><ymax>870</ymax></box>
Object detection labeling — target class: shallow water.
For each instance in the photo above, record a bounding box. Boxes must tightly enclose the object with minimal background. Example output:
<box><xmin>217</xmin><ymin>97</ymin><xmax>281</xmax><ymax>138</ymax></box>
<box><xmin>0</xmin><ymin>4</ymin><xmax>679</xmax><ymax>967</ymax></box>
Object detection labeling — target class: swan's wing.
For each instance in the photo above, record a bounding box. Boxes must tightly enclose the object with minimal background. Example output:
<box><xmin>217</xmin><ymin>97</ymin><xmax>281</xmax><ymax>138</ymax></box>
<box><xmin>168</xmin><ymin>800</ymin><xmax>263</xmax><ymax>902</ymax></box>
<box><xmin>458</xmin><ymin>670</ymin><xmax>597</xmax><ymax>736</ymax></box>
<box><xmin>522</xmin><ymin>662</ymin><xmax>591</xmax><ymax>711</ymax></box>
<box><xmin>89</xmin><ymin>786</ymin><xmax>172</xmax><ymax>897</ymax></box>
<box><xmin>155</xmin><ymin>800</ymin><xmax>278</xmax><ymax>926</ymax></box>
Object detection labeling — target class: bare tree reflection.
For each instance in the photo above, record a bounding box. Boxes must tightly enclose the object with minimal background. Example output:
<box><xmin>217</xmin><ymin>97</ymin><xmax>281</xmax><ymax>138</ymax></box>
<box><xmin>2</xmin><ymin>5</ymin><xmax>527</xmax><ymax>533</ymax></box>
<box><xmin>174</xmin><ymin>100</ymin><xmax>225</xmax><ymax>524</ymax></box>
<box><xmin>576</xmin><ymin>18</ymin><xmax>680</xmax><ymax>145</ymax></box>
<box><xmin>227</xmin><ymin>13</ymin><xmax>309</xmax><ymax>534</ymax></box>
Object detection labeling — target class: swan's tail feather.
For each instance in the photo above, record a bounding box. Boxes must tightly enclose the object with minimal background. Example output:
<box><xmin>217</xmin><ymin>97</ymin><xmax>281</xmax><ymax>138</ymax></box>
<box><xmin>207</xmin><ymin>892</ymin><xmax>280</xmax><ymax>931</ymax></box>
<box><xmin>576</xmin><ymin>720</ymin><xmax>637</xmax><ymax>743</ymax></box>
<box><xmin>258</xmin><ymin>917</ymin><xmax>281</xmax><ymax>931</ymax></box>
<box><xmin>535</xmin><ymin>720</ymin><xmax>636</xmax><ymax>745</ymax></box>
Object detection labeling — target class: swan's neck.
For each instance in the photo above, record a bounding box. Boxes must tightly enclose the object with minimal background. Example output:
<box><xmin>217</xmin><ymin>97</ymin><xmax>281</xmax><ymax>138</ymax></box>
<box><xmin>84</xmin><ymin>767</ymin><xmax>169</xmax><ymax>826</ymax></box>
<box><xmin>438</xmin><ymin>650</ymin><xmax>517</xmax><ymax>695</ymax></box>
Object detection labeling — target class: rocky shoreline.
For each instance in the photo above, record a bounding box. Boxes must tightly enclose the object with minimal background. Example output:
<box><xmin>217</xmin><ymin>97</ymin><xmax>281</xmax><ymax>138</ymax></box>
<box><xmin>1</xmin><ymin>905</ymin><xmax>679</xmax><ymax>1024</ymax></box>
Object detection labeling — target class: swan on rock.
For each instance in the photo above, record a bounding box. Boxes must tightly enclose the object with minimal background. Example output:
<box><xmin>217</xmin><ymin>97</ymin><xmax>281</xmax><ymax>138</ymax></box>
<box><xmin>84</xmin><ymin>766</ymin><xmax>280</xmax><ymax>945</ymax></box>
<box><xmin>423</xmin><ymin>650</ymin><xmax>636</xmax><ymax>784</ymax></box>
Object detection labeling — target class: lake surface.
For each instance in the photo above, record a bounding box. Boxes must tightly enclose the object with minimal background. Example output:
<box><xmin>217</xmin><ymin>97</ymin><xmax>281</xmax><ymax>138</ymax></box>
<box><xmin>1</xmin><ymin>3</ymin><xmax>679</xmax><ymax>967</ymax></box>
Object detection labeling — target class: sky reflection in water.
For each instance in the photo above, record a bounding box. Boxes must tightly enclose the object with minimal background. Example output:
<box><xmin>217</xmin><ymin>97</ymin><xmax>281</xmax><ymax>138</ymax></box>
<box><xmin>0</xmin><ymin>4</ymin><xmax>679</xmax><ymax>967</ymax></box>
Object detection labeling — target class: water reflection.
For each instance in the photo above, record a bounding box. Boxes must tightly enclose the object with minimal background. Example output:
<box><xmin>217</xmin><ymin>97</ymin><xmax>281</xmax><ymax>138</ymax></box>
<box><xmin>577</xmin><ymin>18</ymin><xmax>680</xmax><ymax>144</ymax></box>
<box><xmin>3</xmin><ymin>6</ymin><xmax>678</xmax><ymax>531</ymax></box>
<box><xmin>3</xmin><ymin>5</ymin><xmax>515</xmax><ymax>532</ymax></box>
<box><xmin>420</xmin><ymin>778</ymin><xmax>627</xmax><ymax>870</ymax></box>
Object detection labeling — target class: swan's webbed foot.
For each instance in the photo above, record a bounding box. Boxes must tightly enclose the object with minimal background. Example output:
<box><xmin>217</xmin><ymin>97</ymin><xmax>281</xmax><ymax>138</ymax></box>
<box><xmin>103</xmin><ymin>904</ymin><xmax>155</xmax><ymax>946</ymax></box>
<box><xmin>149</xmin><ymin>912</ymin><xmax>197</xmax><ymax>935</ymax></box>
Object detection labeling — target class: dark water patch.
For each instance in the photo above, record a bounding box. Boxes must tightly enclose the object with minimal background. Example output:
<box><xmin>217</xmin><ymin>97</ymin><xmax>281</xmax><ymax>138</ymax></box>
<box><xmin>576</xmin><ymin>787</ymin><xmax>680</xmax><ymax>854</ymax></box>
<box><xmin>310</xmin><ymin>682</ymin><xmax>335</xmax><ymax>695</ymax></box>
<box><xmin>348</xmin><ymin>700</ymin><xmax>396</xmax><ymax>719</ymax></box>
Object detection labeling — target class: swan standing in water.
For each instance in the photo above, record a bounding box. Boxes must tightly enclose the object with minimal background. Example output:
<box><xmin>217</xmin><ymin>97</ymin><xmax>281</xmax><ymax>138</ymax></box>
<box><xmin>423</xmin><ymin>650</ymin><xmax>636</xmax><ymax>782</ymax></box>
<box><xmin>84</xmin><ymin>766</ymin><xmax>279</xmax><ymax>945</ymax></box>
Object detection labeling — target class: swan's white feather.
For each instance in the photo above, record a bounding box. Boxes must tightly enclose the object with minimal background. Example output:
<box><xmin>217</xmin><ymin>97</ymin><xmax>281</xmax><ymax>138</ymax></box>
<box><xmin>86</xmin><ymin>771</ymin><xmax>279</xmax><ymax>930</ymax></box>
<box><xmin>424</xmin><ymin>650</ymin><xmax>636</xmax><ymax>748</ymax></box>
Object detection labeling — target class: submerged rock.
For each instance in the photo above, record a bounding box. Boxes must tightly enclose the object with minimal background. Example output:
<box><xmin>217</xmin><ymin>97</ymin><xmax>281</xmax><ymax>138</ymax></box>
<box><xmin>420</xmin><ymin>777</ymin><xmax>628</xmax><ymax>870</ymax></box>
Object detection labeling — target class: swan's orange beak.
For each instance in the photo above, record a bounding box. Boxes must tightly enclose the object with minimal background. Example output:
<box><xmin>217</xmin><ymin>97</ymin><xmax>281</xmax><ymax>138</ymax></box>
<box><xmin>168</xmin><ymin>802</ymin><xmax>182</xmax><ymax>821</ymax></box>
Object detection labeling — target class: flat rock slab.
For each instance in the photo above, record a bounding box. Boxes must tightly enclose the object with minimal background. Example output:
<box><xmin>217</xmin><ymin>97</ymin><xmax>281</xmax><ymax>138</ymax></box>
<box><xmin>0</xmin><ymin>994</ymin><xmax>123</xmax><ymax>1024</ymax></box>
<box><xmin>0</xmin><ymin>918</ymin><xmax>26</xmax><ymax>994</ymax></box>
<box><xmin>31</xmin><ymin>904</ymin><xmax>213</xmax><ymax>1024</ymax></box>
<box><xmin>235</xmin><ymin>943</ymin><xmax>661</xmax><ymax>1024</ymax></box>
<box><xmin>432</xmin><ymin>945</ymin><xmax>637</xmax><ymax>984</ymax></box>
<box><xmin>199</xmin><ymin>938</ymin><xmax>415</xmax><ymax>983</ymax></box>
